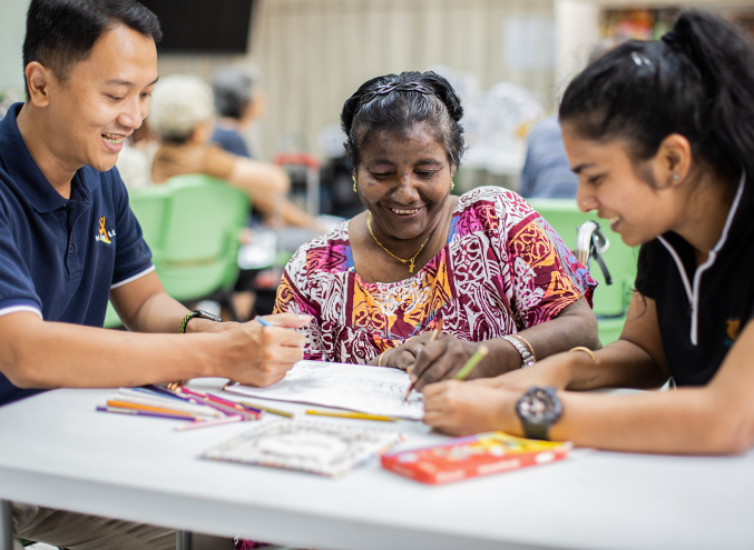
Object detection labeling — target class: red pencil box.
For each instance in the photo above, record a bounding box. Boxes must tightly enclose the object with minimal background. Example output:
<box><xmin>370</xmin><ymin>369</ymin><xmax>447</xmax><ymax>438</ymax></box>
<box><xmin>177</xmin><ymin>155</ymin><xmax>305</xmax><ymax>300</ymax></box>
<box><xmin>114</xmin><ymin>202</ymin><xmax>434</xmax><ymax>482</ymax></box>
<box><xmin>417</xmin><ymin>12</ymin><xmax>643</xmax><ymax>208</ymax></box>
<box><xmin>381</xmin><ymin>432</ymin><xmax>572</xmax><ymax>484</ymax></box>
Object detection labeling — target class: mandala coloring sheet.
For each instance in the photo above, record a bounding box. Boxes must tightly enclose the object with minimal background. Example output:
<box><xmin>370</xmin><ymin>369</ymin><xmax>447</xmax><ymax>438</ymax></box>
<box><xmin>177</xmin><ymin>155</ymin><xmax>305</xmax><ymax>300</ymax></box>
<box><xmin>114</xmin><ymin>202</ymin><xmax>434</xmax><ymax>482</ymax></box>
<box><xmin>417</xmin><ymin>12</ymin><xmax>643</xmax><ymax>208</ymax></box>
<box><xmin>226</xmin><ymin>360</ymin><xmax>424</xmax><ymax>420</ymax></box>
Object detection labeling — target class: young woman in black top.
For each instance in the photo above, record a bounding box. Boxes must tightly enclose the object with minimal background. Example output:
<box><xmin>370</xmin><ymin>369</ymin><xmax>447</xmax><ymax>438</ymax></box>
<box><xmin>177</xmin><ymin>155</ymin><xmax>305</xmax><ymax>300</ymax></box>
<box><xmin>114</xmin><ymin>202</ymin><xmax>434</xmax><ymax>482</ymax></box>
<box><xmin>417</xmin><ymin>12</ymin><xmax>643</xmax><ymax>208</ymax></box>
<box><xmin>415</xmin><ymin>9</ymin><xmax>754</xmax><ymax>454</ymax></box>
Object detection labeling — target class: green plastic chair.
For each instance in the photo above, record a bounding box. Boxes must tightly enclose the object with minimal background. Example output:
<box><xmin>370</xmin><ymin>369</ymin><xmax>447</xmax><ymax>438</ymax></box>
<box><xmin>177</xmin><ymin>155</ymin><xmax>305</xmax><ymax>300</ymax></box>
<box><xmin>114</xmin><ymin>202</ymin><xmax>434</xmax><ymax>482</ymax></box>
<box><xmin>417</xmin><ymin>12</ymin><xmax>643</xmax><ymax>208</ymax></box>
<box><xmin>104</xmin><ymin>186</ymin><xmax>172</xmax><ymax>329</ymax></box>
<box><xmin>158</xmin><ymin>174</ymin><xmax>249</xmax><ymax>304</ymax></box>
<box><xmin>527</xmin><ymin>198</ymin><xmax>639</xmax><ymax>345</ymax></box>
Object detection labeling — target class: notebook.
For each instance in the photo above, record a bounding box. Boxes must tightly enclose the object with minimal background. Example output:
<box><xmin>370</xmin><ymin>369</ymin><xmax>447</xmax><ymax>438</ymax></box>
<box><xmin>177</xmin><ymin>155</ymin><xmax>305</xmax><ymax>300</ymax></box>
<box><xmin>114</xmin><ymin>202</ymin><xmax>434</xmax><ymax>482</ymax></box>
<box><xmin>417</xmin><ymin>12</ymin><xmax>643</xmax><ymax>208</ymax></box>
<box><xmin>225</xmin><ymin>360</ymin><xmax>423</xmax><ymax>420</ymax></box>
<box><xmin>381</xmin><ymin>432</ymin><xmax>572</xmax><ymax>484</ymax></box>
<box><xmin>204</xmin><ymin>419</ymin><xmax>404</xmax><ymax>477</ymax></box>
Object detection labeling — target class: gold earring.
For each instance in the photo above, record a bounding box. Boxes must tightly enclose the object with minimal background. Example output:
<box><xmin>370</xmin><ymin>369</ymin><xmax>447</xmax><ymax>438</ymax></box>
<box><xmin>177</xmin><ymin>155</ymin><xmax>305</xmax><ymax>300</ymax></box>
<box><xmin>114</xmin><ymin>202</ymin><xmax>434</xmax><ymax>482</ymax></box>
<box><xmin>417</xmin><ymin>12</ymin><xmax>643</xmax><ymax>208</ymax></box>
<box><xmin>352</xmin><ymin>176</ymin><xmax>357</xmax><ymax>192</ymax></box>
<box><xmin>450</xmin><ymin>179</ymin><xmax>455</xmax><ymax>191</ymax></box>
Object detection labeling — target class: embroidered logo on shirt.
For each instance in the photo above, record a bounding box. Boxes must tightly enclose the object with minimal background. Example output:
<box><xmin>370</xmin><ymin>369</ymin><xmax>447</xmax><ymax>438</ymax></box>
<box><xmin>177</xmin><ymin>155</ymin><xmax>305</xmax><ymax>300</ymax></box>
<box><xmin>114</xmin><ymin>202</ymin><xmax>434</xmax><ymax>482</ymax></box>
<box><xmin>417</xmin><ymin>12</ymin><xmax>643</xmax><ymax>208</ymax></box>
<box><xmin>725</xmin><ymin>318</ymin><xmax>741</xmax><ymax>346</ymax></box>
<box><xmin>96</xmin><ymin>217</ymin><xmax>115</xmax><ymax>244</ymax></box>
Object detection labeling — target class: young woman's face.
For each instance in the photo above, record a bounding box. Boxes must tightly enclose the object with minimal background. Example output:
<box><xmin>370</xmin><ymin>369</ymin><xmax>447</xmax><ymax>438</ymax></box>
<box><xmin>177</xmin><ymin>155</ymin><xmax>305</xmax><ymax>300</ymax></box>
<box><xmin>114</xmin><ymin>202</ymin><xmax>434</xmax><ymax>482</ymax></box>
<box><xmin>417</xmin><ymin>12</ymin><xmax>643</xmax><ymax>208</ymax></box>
<box><xmin>562</xmin><ymin>122</ymin><xmax>682</xmax><ymax>247</ymax></box>
<box><xmin>356</xmin><ymin>123</ymin><xmax>453</xmax><ymax>242</ymax></box>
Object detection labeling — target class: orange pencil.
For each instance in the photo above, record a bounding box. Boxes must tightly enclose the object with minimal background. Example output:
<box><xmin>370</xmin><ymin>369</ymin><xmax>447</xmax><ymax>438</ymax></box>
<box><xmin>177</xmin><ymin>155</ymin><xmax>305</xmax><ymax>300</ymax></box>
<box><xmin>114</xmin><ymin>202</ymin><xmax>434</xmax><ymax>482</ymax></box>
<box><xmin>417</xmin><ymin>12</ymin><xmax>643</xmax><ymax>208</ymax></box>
<box><xmin>404</xmin><ymin>318</ymin><xmax>444</xmax><ymax>402</ymax></box>
<box><xmin>106</xmin><ymin>400</ymin><xmax>197</xmax><ymax>418</ymax></box>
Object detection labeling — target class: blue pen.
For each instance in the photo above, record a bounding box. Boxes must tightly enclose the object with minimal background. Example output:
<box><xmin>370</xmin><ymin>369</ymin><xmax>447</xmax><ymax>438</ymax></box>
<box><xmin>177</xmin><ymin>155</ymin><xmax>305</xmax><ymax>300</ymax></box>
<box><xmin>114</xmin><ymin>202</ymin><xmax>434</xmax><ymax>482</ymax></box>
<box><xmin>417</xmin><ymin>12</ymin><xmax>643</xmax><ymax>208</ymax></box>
<box><xmin>256</xmin><ymin>316</ymin><xmax>271</xmax><ymax>327</ymax></box>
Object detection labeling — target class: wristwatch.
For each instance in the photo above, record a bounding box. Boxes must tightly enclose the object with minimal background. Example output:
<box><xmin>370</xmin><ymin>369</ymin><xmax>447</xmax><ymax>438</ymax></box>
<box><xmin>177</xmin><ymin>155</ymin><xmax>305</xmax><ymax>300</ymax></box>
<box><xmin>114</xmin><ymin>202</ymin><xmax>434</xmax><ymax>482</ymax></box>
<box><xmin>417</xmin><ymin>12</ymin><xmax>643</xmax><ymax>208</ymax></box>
<box><xmin>515</xmin><ymin>386</ymin><xmax>563</xmax><ymax>441</ymax></box>
<box><xmin>179</xmin><ymin>309</ymin><xmax>222</xmax><ymax>333</ymax></box>
<box><xmin>503</xmin><ymin>335</ymin><xmax>535</xmax><ymax>367</ymax></box>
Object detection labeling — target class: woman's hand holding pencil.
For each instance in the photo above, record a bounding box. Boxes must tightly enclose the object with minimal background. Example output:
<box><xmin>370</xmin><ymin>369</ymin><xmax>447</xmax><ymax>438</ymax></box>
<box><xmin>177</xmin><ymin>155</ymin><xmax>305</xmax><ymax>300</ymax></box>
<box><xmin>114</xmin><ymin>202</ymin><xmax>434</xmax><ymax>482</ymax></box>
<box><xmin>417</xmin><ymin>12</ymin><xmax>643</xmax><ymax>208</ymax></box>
<box><xmin>374</xmin><ymin>319</ymin><xmax>445</xmax><ymax>372</ymax></box>
<box><xmin>408</xmin><ymin>337</ymin><xmax>495</xmax><ymax>393</ymax></box>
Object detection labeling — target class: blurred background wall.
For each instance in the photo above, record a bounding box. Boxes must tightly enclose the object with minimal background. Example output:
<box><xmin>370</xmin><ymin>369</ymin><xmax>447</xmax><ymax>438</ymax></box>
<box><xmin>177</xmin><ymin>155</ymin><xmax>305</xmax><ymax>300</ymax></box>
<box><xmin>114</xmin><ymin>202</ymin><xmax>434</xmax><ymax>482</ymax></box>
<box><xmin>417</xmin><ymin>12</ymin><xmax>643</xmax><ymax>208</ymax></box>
<box><xmin>3</xmin><ymin>0</ymin><xmax>754</xmax><ymax>172</ymax></box>
<box><xmin>157</xmin><ymin>0</ymin><xmax>556</xmax><ymax>163</ymax></box>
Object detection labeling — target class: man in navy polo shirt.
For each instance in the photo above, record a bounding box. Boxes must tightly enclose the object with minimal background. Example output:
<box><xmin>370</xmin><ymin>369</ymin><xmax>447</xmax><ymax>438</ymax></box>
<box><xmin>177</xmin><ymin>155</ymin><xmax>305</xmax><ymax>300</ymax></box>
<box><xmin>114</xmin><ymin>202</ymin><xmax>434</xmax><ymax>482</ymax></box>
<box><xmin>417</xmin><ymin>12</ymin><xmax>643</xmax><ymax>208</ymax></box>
<box><xmin>2</xmin><ymin>0</ymin><xmax>309</xmax><ymax>548</ymax></box>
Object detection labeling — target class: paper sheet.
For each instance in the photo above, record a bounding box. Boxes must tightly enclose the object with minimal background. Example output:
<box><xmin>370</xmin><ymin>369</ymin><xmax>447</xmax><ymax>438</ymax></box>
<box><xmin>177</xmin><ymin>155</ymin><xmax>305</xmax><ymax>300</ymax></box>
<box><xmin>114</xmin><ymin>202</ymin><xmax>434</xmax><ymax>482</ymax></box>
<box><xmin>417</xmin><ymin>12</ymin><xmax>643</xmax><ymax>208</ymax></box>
<box><xmin>225</xmin><ymin>360</ymin><xmax>424</xmax><ymax>420</ymax></box>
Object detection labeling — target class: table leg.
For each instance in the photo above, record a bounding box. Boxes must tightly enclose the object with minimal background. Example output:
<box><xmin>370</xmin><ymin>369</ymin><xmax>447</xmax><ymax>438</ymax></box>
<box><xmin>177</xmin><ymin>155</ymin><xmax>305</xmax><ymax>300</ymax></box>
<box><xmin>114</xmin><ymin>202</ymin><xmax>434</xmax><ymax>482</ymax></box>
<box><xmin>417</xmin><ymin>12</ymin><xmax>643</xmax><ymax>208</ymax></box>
<box><xmin>0</xmin><ymin>500</ymin><xmax>13</xmax><ymax>550</ymax></box>
<box><xmin>176</xmin><ymin>530</ymin><xmax>193</xmax><ymax>550</ymax></box>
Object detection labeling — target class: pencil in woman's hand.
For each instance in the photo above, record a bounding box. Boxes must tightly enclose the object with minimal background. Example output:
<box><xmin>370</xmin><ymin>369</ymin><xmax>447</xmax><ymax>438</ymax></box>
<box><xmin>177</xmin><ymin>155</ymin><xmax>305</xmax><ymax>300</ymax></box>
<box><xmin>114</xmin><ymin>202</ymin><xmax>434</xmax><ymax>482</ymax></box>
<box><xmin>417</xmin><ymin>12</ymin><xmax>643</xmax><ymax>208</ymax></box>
<box><xmin>403</xmin><ymin>319</ymin><xmax>444</xmax><ymax>402</ymax></box>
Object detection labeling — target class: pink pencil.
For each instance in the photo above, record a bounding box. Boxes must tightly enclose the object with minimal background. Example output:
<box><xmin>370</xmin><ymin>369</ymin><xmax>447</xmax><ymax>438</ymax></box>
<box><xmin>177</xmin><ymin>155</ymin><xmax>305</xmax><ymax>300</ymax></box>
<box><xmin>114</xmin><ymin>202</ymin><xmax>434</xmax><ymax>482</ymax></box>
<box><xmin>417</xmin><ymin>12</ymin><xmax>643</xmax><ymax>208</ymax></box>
<box><xmin>175</xmin><ymin>415</ymin><xmax>245</xmax><ymax>431</ymax></box>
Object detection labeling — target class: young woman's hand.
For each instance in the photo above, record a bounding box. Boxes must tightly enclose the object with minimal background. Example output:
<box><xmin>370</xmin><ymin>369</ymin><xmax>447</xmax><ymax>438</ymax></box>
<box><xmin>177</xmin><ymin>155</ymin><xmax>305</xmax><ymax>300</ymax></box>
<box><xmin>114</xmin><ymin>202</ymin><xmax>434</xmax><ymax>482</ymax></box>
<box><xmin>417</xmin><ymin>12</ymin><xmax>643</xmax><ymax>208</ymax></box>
<box><xmin>422</xmin><ymin>379</ymin><xmax>521</xmax><ymax>436</ymax></box>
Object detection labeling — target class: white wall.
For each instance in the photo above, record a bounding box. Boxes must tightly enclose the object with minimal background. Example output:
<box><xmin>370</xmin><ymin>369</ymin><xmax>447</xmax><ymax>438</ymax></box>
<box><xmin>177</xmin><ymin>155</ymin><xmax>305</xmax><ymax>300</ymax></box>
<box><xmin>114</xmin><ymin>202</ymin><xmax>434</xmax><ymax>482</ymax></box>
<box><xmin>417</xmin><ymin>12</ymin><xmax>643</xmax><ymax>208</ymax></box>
<box><xmin>0</xmin><ymin>0</ymin><xmax>30</xmax><ymax>90</ymax></box>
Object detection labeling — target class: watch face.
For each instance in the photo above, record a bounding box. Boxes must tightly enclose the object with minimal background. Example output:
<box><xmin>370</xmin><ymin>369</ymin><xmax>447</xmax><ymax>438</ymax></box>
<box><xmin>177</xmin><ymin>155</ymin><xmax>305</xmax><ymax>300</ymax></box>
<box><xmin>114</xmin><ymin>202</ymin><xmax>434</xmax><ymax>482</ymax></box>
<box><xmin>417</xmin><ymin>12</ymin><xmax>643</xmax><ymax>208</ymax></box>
<box><xmin>517</xmin><ymin>387</ymin><xmax>562</xmax><ymax>424</ymax></box>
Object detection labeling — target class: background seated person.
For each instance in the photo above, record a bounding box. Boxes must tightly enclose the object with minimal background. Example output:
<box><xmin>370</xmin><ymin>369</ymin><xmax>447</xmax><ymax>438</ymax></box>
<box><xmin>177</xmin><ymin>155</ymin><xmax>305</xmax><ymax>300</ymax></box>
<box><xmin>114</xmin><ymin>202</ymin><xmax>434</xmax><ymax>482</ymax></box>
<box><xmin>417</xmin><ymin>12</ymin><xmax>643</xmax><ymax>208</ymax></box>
<box><xmin>274</xmin><ymin>71</ymin><xmax>600</xmax><ymax>384</ymax></box>
<box><xmin>211</xmin><ymin>66</ymin><xmax>262</xmax><ymax>158</ymax></box>
<box><xmin>148</xmin><ymin>74</ymin><xmax>314</xmax><ymax>228</ymax></box>
<box><xmin>421</xmin><ymin>11</ymin><xmax>754</xmax><ymax>455</ymax></box>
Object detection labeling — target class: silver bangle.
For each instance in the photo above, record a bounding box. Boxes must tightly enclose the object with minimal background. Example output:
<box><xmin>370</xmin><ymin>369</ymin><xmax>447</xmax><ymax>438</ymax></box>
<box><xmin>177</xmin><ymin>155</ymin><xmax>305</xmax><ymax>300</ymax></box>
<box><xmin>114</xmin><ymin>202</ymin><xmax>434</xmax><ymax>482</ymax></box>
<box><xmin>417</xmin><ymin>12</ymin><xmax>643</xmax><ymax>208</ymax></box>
<box><xmin>503</xmin><ymin>335</ymin><xmax>536</xmax><ymax>367</ymax></box>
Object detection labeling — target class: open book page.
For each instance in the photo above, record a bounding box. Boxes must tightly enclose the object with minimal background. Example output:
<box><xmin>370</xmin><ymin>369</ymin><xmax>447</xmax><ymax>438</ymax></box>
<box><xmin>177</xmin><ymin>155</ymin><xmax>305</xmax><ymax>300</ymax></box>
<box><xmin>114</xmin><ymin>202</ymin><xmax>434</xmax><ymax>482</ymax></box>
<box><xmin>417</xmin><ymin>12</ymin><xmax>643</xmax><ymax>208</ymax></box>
<box><xmin>225</xmin><ymin>360</ymin><xmax>424</xmax><ymax>420</ymax></box>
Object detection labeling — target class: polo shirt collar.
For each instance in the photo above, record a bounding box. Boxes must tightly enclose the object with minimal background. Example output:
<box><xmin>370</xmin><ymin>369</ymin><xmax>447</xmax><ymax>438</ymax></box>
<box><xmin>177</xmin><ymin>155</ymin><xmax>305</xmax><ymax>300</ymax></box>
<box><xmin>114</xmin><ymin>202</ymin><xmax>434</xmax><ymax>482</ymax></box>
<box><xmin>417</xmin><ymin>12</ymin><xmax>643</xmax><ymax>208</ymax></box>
<box><xmin>657</xmin><ymin>172</ymin><xmax>747</xmax><ymax>346</ymax></box>
<box><xmin>0</xmin><ymin>102</ymin><xmax>91</xmax><ymax>213</ymax></box>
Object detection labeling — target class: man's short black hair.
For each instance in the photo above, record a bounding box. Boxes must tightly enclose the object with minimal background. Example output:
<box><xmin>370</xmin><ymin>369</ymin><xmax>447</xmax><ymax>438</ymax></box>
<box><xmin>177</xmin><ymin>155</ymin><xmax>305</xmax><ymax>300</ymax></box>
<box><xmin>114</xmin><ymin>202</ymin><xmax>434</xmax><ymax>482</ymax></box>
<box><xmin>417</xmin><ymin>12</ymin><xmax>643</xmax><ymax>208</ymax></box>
<box><xmin>22</xmin><ymin>0</ymin><xmax>162</xmax><ymax>96</ymax></box>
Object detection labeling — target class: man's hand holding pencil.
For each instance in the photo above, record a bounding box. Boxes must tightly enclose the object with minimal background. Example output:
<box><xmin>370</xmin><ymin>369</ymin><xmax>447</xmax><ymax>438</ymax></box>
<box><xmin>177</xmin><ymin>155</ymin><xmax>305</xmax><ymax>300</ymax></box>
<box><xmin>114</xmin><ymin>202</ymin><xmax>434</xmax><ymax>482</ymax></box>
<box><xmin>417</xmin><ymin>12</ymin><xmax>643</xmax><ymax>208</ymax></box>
<box><xmin>213</xmin><ymin>313</ymin><xmax>311</xmax><ymax>388</ymax></box>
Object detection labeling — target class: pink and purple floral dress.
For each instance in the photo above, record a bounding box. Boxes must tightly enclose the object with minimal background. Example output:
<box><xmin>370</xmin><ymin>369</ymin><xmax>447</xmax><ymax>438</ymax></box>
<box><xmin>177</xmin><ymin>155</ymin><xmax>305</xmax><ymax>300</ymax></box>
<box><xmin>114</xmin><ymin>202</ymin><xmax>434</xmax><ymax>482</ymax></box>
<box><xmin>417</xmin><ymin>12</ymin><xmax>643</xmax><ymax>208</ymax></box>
<box><xmin>274</xmin><ymin>186</ymin><xmax>596</xmax><ymax>363</ymax></box>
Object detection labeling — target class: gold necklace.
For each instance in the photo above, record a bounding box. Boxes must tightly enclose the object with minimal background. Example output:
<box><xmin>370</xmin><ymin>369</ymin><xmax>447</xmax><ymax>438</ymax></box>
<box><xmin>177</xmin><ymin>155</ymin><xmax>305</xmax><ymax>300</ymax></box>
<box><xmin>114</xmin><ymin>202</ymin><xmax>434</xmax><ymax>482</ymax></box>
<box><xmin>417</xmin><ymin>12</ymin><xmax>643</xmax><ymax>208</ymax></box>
<box><xmin>367</xmin><ymin>212</ymin><xmax>431</xmax><ymax>273</ymax></box>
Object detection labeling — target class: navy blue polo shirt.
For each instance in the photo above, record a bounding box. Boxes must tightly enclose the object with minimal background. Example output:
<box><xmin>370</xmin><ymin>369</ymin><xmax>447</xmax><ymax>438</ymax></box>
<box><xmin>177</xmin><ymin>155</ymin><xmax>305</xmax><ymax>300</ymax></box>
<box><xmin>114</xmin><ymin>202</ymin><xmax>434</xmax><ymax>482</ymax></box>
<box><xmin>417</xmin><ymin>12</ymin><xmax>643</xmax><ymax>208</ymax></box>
<box><xmin>0</xmin><ymin>103</ymin><xmax>153</xmax><ymax>405</ymax></box>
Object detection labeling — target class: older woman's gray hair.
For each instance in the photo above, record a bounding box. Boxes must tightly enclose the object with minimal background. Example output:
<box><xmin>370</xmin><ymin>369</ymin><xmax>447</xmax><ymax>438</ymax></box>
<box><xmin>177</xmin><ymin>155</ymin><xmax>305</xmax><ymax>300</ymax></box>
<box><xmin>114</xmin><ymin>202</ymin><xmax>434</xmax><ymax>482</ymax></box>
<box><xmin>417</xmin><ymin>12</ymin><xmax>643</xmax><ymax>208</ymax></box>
<box><xmin>149</xmin><ymin>74</ymin><xmax>214</xmax><ymax>143</ymax></box>
<box><xmin>212</xmin><ymin>67</ymin><xmax>259</xmax><ymax>120</ymax></box>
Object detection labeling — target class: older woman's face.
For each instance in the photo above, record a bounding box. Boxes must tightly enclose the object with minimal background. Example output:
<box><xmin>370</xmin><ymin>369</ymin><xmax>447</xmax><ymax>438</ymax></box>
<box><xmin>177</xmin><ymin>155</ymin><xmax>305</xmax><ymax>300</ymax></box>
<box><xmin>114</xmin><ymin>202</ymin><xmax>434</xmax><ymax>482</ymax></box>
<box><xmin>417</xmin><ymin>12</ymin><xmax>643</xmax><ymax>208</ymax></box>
<box><xmin>356</xmin><ymin>123</ymin><xmax>453</xmax><ymax>242</ymax></box>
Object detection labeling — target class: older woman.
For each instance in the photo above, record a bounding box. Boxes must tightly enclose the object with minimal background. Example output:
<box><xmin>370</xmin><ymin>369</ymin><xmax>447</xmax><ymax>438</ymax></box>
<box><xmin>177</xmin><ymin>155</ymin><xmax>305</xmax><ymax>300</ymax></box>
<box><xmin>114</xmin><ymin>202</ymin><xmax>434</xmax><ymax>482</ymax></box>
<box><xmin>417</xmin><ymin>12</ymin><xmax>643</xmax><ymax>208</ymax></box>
<box><xmin>148</xmin><ymin>74</ymin><xmax>312</xmax><ymax>228</ymax></box>
<box><xmin>274</xmin><ymin>71</ymin><xmax>599</xmax><ymax>385</ymax></box>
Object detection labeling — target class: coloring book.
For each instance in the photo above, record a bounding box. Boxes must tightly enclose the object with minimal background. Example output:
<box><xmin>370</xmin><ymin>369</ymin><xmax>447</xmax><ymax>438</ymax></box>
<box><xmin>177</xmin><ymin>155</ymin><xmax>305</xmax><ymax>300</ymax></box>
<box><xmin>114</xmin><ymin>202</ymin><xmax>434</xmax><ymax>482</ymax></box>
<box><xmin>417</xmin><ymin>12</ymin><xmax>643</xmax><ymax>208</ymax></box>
<box><xmin>225</xmin><ymin>360</ymin><xmax>423</xmax><ymax>420</ymax></box>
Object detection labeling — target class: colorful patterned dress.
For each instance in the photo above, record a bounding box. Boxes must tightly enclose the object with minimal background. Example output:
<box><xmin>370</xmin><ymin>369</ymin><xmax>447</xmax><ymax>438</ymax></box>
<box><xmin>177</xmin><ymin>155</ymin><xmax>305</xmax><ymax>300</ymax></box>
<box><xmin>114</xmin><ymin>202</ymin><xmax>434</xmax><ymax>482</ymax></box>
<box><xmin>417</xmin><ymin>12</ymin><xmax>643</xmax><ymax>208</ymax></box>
<box><xmin>274</xmin><ymin>187</ymin><xmax>596</xmax><ymax>363</ymax></box>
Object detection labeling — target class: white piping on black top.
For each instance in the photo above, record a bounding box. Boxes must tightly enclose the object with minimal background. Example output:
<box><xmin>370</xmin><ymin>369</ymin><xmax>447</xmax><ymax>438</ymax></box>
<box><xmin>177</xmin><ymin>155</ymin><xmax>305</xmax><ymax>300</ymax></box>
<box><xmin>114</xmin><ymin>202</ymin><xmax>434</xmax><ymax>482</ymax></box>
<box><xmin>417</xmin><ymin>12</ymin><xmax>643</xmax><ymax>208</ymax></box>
<box><xmin>657</xmin><ymin>172</ymin><xmax>745</xmax><ymax>346</ymax></box>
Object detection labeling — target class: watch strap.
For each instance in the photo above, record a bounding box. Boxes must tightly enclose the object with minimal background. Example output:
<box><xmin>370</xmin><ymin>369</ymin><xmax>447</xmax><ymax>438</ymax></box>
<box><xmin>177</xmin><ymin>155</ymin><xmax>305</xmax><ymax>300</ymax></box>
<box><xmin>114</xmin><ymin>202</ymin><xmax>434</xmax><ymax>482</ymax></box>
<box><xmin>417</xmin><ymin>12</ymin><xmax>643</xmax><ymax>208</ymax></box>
<box><xmin>503</xmin><ymin>335</ymin><xmax>535</xmax><ymax>367</ymax></box>
<box><xmin>520</xmin><ymin>418</ymin><xmax>550</xmax><ymax>440</ymax></box>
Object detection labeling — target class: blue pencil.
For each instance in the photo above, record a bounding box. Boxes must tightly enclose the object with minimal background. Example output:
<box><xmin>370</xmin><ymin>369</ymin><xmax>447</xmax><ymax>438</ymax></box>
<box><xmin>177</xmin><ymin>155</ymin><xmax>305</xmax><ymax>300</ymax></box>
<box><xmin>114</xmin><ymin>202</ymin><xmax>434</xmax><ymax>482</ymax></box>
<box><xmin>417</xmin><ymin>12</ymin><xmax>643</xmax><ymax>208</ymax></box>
<box><xmin>256</xmin><ymin>316</ymin><xmax>271</xmax><ymax>327</ymax></box>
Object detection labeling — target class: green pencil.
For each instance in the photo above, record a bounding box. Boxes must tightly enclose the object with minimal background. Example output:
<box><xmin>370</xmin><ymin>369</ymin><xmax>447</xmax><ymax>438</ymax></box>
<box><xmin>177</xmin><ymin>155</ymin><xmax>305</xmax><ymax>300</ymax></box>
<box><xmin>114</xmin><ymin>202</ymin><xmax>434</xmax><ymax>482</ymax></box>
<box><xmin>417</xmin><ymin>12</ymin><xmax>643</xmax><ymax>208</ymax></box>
<box><xmin>455</xmin><ymin>345</ymin><xmax>489</xmax><ymax>380</ymax></box>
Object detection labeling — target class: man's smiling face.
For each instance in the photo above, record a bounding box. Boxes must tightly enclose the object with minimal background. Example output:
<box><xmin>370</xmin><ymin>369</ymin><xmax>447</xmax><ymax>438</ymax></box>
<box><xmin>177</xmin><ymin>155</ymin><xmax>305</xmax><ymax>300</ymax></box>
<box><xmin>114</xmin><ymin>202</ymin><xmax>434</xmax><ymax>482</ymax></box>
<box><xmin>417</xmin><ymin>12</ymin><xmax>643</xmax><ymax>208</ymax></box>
<box><xmin>45</xmin><ymin>23</ymin><xmax>158</xmax><ymax>173</ymax></box>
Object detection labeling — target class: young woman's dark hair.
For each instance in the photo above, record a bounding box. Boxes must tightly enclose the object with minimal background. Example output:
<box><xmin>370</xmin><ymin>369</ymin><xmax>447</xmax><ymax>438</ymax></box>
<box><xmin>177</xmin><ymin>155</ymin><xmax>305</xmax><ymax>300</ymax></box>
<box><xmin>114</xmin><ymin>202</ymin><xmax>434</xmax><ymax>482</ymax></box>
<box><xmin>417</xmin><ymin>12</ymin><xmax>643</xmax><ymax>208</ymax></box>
<box><xmin>559</xmin><ymin>9</ymin><xmax>754</xmax><ymax>185</ymax></box>
<box><xmin>22</xmin><ymin>0</ymin><xmax>162</xmax><ymax>96</ymax></box>
<box><xmin>341</xmin><ymin>70</ymin><xmax>465</xmax><ymax>171</ymax></box>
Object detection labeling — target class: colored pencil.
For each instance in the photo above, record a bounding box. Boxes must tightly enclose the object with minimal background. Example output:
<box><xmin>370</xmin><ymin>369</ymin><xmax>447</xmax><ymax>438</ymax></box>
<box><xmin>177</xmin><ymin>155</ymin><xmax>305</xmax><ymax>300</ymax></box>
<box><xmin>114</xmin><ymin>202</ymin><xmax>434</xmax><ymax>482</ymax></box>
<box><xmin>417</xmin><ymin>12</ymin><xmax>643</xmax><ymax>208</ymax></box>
<box><xmin>115</xmin><ymin>390</ymin><xmax>222</xmax><ymax>418</ymax></box>
<box><xmin>306</xmin><ymin>409</ymin><xmax>397</xmax><ymax>422</ymax></box>
<box><xmin>256</xmin><ymin>316</ymin><xmax>272</xmax><ymax>327</ymax></box>
<box><xmin>106</xmin><ymin>400</ymin><xmax>198</xmax><ymax>418</ymax></box>
<box><xmin>176</xmin><ymin>388</ymin><xmax>260</xmax><ymax>420</ymax></box>
<box><xmin>96</xmin><ymin>406</ymin><xmax>195</xmax><ymax>421</ymax></box>
<box><xmin>141</xmin><ymin>385</ymin><xmax>193</xmax><ymax>401</ymax></box>
<box><xmin>197</xmin><ymin>389</ymin><xmax>263</xmax><ymax>414</ymax></box>
<box><xmin>178</xmin><ymin>387</ymin><xmax>261</xmax><ymax>416</ymax></box>
<box><xmin>239</xmin><ymin>400</ymin><xmax>294</xmax><ymax>418</ymax></box>
<box><xmin>403</xmin><ymin>319</ymin><xmax>444</xmax><ymax>401</ymax></box>
<box><xmin>175</xmin><ymin>415</ymin><xmax>245</xmax><ymax>431</ymax></box>
<box><xmin>454</xmin><ymin>345</ymin><xmax>489</xmax><ymax>380</ymax></box>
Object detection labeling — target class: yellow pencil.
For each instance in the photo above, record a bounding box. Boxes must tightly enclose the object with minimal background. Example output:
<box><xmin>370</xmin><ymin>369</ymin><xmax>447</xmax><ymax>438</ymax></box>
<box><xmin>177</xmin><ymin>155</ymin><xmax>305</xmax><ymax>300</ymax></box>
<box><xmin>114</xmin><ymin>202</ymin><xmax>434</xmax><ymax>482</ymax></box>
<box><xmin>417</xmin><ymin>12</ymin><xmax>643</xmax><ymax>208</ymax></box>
<box><xmin>306</xmin><ymin>409</ymin><xmax>397</xmax><ymax>422</ymax></box>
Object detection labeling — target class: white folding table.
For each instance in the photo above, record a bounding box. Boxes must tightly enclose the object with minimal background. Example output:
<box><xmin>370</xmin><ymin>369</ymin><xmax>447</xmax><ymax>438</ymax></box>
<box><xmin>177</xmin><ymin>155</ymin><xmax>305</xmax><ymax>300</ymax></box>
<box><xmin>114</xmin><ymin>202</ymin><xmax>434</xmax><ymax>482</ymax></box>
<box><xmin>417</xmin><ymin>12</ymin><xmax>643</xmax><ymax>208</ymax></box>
<box><xmin>1</xmin><ymin>379</ymin><xmax>753</xmax><ymax>550</ymax></box>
